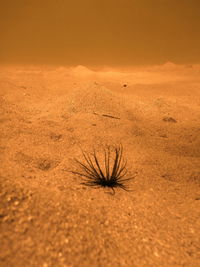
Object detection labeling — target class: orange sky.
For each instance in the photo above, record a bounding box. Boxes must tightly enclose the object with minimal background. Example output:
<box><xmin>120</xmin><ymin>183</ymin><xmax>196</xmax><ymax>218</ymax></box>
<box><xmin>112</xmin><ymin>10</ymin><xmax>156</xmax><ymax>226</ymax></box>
<box><xmin>0</xmin><ymin>0</ymin><xmax>200</xmax><ymax>65</ymax></box>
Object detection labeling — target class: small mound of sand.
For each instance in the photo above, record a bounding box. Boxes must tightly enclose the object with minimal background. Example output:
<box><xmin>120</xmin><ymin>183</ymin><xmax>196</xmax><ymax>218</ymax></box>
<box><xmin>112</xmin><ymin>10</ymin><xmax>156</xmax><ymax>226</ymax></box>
<box><xmin>65</xmin><ymin>83</ymin><xmax>126</xmax><ymax>118</ymax></box>
<box><xmin>69</xmin><ymin>65</ymin><xmax>94</xmax><ymax>78</ymax></box>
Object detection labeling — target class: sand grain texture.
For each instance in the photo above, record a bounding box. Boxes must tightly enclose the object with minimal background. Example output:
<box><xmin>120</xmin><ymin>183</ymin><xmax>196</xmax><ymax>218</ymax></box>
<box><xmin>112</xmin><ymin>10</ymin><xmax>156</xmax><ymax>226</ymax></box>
<box><xmin>0</xmin><ymin>64</ymin><xmax>200</xmax><ymax>267</ymax></box>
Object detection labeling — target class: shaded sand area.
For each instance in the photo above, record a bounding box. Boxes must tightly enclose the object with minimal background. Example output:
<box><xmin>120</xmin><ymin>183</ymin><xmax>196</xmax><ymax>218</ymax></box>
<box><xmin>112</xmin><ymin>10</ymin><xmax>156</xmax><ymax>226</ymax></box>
<box><xmin>0</xmin><ymin>63</ymin><xmax>200</xmax><ymax>266</ymax></box>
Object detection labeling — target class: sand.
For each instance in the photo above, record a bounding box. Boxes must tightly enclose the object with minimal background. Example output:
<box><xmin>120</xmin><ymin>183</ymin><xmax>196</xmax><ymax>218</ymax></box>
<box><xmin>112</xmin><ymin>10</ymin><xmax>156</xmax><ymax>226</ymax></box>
<box><xmin>0</xmin><ymin>63</ymin><xmax>200</xmax><ymax>267</ymax></box>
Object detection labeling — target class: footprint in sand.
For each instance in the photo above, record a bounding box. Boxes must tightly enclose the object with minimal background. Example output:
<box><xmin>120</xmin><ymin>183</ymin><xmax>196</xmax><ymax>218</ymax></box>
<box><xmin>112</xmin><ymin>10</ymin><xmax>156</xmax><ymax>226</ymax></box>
<box><xmin>36</xmin><ymin>158</ymin><xmax>60</xmax><ymax>171</ymax></box>
<box><xmin>49</xmin><ymin>132</ymin><xmax>62</xmax><ymax>141</ymax></box>
<box><xmin>15</xmin><ymin>152</ymin><xmax>59</xmax><ymax>171</ymax></box>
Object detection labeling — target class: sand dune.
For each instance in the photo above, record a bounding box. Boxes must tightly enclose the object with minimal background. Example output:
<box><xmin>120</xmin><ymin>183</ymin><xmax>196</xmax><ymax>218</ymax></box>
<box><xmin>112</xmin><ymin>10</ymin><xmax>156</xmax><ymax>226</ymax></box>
<box><xmin>0</xmin><ymin>64</ymin><xmax>200</xmax><ymax>266</ymax></box>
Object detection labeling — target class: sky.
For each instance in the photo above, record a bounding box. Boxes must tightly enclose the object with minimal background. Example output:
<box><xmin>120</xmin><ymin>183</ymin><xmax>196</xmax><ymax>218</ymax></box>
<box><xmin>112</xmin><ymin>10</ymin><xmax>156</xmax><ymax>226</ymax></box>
<box><xmin>0</xmin><ymin>0</ymin><xmax>200</xmax><ymax>66</ymax></box>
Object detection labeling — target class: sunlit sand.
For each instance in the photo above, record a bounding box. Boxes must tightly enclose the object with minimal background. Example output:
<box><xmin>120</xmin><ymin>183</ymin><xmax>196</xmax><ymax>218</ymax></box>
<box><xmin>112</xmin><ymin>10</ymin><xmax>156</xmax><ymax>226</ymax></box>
<box><xmin>0</xmin><ymin>64</ymin><xmax>200</xmax><ymax>266</ymax></box>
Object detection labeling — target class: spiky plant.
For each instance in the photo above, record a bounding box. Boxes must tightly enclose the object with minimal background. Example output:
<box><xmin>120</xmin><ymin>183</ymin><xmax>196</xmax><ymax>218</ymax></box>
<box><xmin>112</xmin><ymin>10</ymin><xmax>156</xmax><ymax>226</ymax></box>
<box><xmin>69</xmin><ymin>145</ymin><xmax>133</xmax><ymax>194</ymax></box>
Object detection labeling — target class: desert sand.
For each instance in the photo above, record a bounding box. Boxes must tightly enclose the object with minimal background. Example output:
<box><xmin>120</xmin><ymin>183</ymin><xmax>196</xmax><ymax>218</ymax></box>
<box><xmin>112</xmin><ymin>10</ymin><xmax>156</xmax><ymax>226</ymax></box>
<box><xmin>0</xmin><ymin>63</ymin><xmax>200</xmax><ymax>267</ymax></box>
